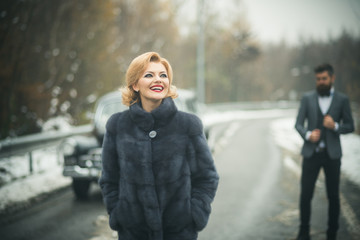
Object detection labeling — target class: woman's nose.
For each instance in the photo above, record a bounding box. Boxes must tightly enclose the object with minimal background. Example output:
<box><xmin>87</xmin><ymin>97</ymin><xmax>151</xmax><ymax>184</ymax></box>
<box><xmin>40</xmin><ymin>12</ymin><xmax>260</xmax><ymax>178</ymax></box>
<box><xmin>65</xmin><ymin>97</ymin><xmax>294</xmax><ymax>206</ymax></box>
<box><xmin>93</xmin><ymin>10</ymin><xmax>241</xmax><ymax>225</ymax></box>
<box><xmin>155</xmin><ymin>75</ymin><xmax>161</xmax><ymax>81</ymax></box>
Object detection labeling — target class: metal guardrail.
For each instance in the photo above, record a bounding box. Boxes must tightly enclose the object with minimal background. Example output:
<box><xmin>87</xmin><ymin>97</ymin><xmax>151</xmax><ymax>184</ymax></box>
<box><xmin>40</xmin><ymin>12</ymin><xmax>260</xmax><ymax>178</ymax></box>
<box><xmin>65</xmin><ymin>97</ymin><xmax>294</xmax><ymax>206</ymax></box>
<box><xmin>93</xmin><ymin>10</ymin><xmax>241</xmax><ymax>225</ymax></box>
<box><xmin>0</xmin><ymin>124</ymin><xmax>93</xmax><ymax>159</ymax></box>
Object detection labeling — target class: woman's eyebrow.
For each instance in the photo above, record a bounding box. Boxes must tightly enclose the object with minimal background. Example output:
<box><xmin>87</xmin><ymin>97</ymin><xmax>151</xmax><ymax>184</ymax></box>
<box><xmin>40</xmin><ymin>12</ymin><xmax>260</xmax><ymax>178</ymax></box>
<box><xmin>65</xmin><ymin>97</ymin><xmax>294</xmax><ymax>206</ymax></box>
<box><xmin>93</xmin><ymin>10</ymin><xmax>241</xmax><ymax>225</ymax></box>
<box><xmin>144</xmin><ymin>70</ymin><xmax>167</xmax><ymax>74</ymax></box>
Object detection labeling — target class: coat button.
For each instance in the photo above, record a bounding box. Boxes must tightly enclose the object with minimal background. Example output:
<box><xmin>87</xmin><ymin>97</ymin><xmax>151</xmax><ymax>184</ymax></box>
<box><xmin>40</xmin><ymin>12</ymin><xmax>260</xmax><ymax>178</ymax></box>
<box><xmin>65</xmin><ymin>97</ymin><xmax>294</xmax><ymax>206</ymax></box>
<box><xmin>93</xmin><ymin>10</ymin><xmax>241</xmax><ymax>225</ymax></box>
<box><xmin>149</xmin><ymin>130</ymin><xmax>157</xmax><ymax>138</ymax></box>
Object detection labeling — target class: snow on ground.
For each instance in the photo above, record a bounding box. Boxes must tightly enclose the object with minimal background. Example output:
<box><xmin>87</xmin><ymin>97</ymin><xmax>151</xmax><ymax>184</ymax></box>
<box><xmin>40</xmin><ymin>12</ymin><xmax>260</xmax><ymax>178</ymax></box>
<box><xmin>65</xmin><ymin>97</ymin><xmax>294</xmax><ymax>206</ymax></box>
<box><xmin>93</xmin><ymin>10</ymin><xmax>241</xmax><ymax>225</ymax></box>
<box><xmin>201</xmin><ymin>108</ymin><xmax>297</xmax><ymax>128</ymax></box>
<box><xmin>41</xmin><ymin>115</ymin><xmax>73</xmax><ymax>132</ymax></box>
<box><xmin>341</xmin><ymin>134</ymin><xmax>360</xmax><ymax>186</ymax></box>
<box><xmin>0</xmin><ymin>116</ymin><xmax>91</xmax><ymax>213</ymax></box>
<box><xmin>270</xmin><ymin>118</ymin><xmax>303</xmax><ymax>153</ymax></box>
<box><xmin>271</xmin><ymin>118</ymin><xmax>360</xmax><ymax>186</ymax></box>
<box><xmin>0</xmin><ymin>146</ymin><xmax>62</xmax><ymax>184</ymax></box>
<box><xmin>0</xmin><ymin>167</ymin><xmax>70</xmax><ymax>212</ymax></box>
<box><xmin>0</xmin><ymin>146</ymin><xmax>71</xmax><ymax>213</ymax></box>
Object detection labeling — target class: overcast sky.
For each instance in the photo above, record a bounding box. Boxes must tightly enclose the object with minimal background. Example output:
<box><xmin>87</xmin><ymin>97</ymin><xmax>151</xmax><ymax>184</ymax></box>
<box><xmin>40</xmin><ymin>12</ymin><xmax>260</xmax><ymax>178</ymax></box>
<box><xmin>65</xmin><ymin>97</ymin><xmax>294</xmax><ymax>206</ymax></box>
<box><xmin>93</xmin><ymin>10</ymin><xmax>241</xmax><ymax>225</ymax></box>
<box><xmin>177</xmin><ymin>0</ymin><xmax>360</xmax><ymax>45</ymax></box>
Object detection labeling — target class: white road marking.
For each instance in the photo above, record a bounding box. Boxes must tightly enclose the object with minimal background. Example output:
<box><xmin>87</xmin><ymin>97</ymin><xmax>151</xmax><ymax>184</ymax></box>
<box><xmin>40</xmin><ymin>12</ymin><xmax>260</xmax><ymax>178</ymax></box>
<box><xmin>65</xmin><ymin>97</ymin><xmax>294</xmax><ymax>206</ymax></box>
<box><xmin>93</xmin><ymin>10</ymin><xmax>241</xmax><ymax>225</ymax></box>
<box><xmin>212</xmin><ymin>122</ymin><xmax>241</xmax><ymax>154</ymax></box>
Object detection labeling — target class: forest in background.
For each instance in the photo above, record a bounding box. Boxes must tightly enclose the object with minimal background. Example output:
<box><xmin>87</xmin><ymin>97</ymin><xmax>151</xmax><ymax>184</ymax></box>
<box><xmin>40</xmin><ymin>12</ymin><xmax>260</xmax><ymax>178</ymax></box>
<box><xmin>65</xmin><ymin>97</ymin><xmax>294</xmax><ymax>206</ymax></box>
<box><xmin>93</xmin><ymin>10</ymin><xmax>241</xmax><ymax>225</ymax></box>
<box><xmin>0</xmin><ymin>0</ymin><xmax>359</xmax><ymax>139</ymax></box>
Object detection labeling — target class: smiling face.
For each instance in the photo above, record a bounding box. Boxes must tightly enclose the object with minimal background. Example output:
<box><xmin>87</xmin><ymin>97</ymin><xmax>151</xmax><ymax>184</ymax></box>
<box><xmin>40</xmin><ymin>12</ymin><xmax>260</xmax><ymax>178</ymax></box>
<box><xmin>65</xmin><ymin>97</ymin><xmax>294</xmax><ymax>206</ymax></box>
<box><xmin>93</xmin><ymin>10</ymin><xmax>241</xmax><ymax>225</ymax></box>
<box><xmin>132</xmin><ymin>62</ymin><xmax>170</xmax><ymax>110</ymax></box>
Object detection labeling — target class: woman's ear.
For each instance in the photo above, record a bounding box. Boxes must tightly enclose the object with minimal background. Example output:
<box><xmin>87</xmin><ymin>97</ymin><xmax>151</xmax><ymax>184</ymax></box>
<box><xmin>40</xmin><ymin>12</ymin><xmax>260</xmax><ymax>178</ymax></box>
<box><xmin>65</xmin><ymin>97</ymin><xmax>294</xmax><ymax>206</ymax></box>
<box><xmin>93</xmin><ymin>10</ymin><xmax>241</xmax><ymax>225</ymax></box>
<box><xmin>132</xmin><ymin>84</ymin><xmax>139</xmax><ymax>92</ymax></box>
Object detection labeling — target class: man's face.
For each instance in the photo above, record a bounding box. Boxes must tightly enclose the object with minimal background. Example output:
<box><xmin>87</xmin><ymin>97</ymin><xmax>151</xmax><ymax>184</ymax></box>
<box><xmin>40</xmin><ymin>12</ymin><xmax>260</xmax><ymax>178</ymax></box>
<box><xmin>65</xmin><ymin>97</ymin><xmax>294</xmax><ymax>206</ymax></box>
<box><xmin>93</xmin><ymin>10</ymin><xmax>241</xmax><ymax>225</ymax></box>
<box><xmin>315</xmin><ymin>71</ymin><xmax>334</xmax><ymax>96</ymax></box>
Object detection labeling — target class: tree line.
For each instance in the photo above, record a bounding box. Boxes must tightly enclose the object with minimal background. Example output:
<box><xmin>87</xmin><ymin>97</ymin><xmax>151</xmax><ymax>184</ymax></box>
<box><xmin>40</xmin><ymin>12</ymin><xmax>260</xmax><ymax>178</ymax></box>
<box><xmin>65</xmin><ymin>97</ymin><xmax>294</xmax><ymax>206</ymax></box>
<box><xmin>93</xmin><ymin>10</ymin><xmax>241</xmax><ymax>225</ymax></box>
<box><xmin>0</xmin><ymin>0</ymin><xmax>359</xmax><ymax>139</ymax></box>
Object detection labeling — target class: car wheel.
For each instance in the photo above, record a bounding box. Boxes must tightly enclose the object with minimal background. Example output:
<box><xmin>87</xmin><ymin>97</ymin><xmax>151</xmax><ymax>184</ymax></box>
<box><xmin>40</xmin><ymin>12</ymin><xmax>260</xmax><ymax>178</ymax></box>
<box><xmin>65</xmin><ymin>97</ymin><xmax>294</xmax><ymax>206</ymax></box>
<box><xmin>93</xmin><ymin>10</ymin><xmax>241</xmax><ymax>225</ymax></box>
<box><xmin>72</xmin><ymin>179</ymin><xmax>90</xmax><ymax>200</ymax></box>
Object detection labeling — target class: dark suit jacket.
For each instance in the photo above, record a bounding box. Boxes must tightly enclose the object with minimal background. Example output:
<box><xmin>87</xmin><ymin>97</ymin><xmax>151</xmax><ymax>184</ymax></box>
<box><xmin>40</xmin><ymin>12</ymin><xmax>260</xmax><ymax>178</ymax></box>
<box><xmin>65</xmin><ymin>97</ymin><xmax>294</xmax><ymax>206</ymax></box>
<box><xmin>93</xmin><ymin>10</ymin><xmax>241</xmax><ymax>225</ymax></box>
<box><xmin>295</xmin><ymin>90</ymin><xmax>354</xmax><ymax>159</ymax></box>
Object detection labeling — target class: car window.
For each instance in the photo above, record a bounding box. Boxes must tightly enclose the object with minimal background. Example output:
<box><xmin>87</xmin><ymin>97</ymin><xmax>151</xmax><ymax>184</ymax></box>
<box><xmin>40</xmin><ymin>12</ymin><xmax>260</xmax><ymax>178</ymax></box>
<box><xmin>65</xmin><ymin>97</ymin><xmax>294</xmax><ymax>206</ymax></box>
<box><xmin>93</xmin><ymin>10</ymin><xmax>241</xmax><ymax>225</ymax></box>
<box><xmin>96</xmin><ymin>100</ymin><xmax>126</xmax><ymax>132</ymax></box>
<box><xmin>174</xmin><ymin>98</ymin><xmax>186</xmax><ymax>112</ymax></box>
<box><xmin>174</xmin><ymin>95</ymin><xmax>198</xmax><ymax>114</ymax></box>
<box><xmin>185</xmin><ymin>99</ymin><xmax>197</xmax><ymax>113</ymax></box>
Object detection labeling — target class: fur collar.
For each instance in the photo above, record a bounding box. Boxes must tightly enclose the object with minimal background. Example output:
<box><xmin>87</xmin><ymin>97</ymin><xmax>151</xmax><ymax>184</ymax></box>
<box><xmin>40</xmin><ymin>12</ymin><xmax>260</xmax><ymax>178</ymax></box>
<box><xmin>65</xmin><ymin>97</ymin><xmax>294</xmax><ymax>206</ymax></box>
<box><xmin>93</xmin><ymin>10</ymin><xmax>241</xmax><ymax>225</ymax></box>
<box><xmin>129</xmin><ymin>97</ymin><xmax>178</xmax><ymax>131</ymax></box>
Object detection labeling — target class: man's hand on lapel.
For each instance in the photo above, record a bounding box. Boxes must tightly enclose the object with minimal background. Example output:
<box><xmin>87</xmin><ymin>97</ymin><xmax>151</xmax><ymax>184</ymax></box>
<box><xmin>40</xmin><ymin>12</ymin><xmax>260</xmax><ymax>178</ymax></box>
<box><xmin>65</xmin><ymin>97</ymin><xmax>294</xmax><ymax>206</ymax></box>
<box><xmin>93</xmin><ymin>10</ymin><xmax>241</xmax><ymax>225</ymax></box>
<box><xmin>323</xmin><ymin>115</ymin><xmax>335</xmax><ymax>130</ymax></box>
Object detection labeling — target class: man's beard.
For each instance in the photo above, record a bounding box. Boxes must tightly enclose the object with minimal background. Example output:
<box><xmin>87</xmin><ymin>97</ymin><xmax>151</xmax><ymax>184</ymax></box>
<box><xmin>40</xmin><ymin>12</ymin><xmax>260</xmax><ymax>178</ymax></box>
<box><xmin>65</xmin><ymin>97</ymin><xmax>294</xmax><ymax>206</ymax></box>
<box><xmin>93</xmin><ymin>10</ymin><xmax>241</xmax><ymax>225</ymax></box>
<box><xmin>316</xmin><ymin>83</ymin><xmax>332</xmax><ymax>96</ymax></box>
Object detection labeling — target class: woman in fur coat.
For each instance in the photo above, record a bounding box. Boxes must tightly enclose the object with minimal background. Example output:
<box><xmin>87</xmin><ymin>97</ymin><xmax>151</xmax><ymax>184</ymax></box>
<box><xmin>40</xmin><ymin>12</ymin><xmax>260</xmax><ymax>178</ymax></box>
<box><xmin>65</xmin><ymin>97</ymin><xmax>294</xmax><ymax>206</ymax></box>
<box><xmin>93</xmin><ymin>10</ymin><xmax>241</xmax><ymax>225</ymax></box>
<box><xmin>99</xmin><ymin>52</ymin><xmax>219</xmax><ymax>240</ymax></box>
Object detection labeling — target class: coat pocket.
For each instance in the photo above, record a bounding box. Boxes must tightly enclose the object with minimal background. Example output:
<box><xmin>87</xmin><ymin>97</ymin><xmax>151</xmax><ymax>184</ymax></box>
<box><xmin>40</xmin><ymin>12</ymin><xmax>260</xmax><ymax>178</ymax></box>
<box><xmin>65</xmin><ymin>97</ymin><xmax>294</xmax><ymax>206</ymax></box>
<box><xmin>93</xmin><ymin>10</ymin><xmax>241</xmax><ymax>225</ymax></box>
<box><xmin>117</xmin><ymin>199</ymin><xmax>145</xmax><ymax>228</ymax></box>
<box><xmin>163</xmin><ymin>198</ymin><xmax>192</xmax><ymax>233</ymax></box>
<box><xmin>109</xmin><ymin>204</ymin><xmax>121</xmax><ymax>231</ymax></box>
<box><xmin>191</xmin><ymin>198</ymin><xmax>211</xmax><ymax>231</ymax></box>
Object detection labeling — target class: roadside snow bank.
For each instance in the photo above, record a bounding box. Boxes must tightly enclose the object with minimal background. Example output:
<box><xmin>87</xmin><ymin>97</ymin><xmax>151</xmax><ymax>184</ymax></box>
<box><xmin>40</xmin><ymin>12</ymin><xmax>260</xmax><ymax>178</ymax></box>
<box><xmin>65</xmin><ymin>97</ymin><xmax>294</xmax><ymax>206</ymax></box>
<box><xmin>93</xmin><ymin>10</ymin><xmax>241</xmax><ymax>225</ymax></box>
<box><xmin>0</xmin><ymin>167</ymin><xmax>71</xmax><ymax>212</ymax></box>
<box><xmin>0</xmin><ymin>146</ymin><xmax>62</xmax><ymax>185</ymax></box>
<box><xmin>202</xmin><ymin>108</ymin><xmax>296</xmax><ymax>128</ymax></box>
<box><xmin>341</xmin><ymin>134</ymin><xmax>360</xmax><ymax>186</ymax></box>
<box><xmin>0</xmin><ymin>146</ymin><xmax>71</xmax><ymax>213</ymax></box>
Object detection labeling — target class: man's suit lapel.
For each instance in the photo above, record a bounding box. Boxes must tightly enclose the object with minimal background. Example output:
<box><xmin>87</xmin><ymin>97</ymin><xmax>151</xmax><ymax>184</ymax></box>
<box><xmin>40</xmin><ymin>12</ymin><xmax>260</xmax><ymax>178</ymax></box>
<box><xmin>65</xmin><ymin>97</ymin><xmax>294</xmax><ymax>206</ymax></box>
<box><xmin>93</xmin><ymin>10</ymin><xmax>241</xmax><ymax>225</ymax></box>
<box><xmin>327</xmin><ymin>91</ymin><xmax>338</xmax><ymax>115</ymax></box>
<box><xmin>311</xmin><ymin>91</ymin><xmax>318</xmax><ymax>125</ymax></box>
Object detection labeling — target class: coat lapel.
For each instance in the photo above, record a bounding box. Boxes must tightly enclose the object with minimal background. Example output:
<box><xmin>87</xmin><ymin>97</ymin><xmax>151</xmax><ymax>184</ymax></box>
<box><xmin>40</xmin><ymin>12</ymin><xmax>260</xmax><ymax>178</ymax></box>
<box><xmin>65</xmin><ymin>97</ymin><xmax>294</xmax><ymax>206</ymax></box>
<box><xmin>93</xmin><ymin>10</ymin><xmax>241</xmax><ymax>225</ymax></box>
<box><xmin>311</xmin><ymin>91</ymin><xmax>318</xmax><ymax>124</ymax></box>
<box><xmin>327</xmin><ymin>91</ymin><xmax>337</xmax><ymax>115</ymax></box>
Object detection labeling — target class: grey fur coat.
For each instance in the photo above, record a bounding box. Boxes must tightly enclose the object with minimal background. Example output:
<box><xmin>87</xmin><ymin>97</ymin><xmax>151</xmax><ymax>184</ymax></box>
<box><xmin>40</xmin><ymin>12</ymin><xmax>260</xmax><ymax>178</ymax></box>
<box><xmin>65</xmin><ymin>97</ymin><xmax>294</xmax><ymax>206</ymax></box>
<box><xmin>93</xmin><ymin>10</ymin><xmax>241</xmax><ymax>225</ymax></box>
<box><xmin>99</xmin><ymin>97</ymin><xmax>219</xmax><ymax>240</ymax></box>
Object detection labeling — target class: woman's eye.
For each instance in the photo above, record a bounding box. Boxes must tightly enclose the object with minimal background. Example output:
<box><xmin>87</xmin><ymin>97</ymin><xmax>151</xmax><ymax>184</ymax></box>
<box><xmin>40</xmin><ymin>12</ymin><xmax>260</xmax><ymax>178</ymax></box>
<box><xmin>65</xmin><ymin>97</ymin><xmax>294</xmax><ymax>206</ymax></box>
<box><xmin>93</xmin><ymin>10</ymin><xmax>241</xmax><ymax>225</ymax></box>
<box><xmin>144</xmin><ymin>73</ymin><xmax>153</xmax><ymax>78</ymax></box>
<box><xmin>160</xmin><ymin>73</ymin><xmax>167</xmax><ymax>78</ymax></box>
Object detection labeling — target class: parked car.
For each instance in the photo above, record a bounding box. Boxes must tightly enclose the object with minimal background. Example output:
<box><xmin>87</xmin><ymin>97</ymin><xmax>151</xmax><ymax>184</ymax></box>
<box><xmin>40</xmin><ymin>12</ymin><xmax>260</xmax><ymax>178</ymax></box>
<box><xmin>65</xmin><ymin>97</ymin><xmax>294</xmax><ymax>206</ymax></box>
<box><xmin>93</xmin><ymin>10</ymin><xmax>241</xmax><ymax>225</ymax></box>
<box><xmin>61</xmin><ymin>89</ymin><xmax>201</xmax><ymax>199</ymax></box>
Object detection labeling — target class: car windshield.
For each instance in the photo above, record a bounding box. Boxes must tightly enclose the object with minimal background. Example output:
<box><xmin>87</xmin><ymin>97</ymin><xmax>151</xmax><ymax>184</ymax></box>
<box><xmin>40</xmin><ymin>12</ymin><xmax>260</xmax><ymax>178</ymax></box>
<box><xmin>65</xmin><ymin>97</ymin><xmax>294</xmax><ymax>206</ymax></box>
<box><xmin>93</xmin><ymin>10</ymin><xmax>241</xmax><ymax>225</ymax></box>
<box><xmin>96</xmin><ymin>100</ymin><xmax>126</xmax><ymax>132</ymax></box>
<box><xmin>174</xmin><ymin>96</ymin><xmax>197</xmax><ymax>113</ymax></box>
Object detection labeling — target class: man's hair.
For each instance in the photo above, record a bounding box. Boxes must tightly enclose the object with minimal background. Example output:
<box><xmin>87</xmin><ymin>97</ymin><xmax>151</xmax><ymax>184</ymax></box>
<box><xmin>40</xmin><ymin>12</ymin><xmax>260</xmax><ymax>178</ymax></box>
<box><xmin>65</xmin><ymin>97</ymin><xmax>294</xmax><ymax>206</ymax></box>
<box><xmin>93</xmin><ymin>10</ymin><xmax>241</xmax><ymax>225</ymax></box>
<box><xmin>314</xmin><ymin>63</ymin><xmax>334</xmax><ymax>76</ymax></box>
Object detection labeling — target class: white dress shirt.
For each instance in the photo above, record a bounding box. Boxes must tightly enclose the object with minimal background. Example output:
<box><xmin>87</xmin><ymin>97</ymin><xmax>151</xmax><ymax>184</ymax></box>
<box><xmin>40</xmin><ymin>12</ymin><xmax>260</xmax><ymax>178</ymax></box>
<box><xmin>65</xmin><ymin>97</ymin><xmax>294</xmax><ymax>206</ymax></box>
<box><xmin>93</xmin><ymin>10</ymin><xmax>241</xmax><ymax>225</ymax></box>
<box><xmin>318</xmin><ymin>87</ymin><xmax>334</xmax><ymax>115</ymax></box>
<box><xmin>306</xmin><ymin>87</ymin><xmax>339</xmax><ymax>146</ymax></box>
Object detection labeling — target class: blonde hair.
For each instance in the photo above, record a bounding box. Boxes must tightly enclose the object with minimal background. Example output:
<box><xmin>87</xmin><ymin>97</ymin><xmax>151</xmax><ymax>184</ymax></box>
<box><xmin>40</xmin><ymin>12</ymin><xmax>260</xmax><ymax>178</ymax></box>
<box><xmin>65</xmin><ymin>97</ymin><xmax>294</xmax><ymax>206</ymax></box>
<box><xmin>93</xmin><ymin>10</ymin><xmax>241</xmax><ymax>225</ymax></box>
<box><xmin>121</xmin><ymin>52</ymin><xmax>178</xmax><ymax>106</ymax></box>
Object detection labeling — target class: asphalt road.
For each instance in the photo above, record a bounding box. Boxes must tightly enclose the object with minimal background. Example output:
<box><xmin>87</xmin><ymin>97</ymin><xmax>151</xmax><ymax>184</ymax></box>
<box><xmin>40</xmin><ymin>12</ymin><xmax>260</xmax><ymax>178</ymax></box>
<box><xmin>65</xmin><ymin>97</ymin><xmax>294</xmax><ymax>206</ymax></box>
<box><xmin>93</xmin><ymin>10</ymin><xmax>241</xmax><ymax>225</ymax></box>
<box><xmin>0</xmin><ymin>117</ymin><xmax>359</xmax><ymax>240</ymax></box>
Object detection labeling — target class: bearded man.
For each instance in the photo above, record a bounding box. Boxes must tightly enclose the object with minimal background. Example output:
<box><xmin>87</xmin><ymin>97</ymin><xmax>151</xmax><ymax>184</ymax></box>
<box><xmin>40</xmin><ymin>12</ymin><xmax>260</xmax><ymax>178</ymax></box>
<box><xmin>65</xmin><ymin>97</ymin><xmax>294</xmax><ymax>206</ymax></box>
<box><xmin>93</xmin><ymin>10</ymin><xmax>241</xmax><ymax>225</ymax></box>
<box><xmin>295</xmin><ymin>63</ymin><xmax>354</xmax><ymax>240</ymax></box>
